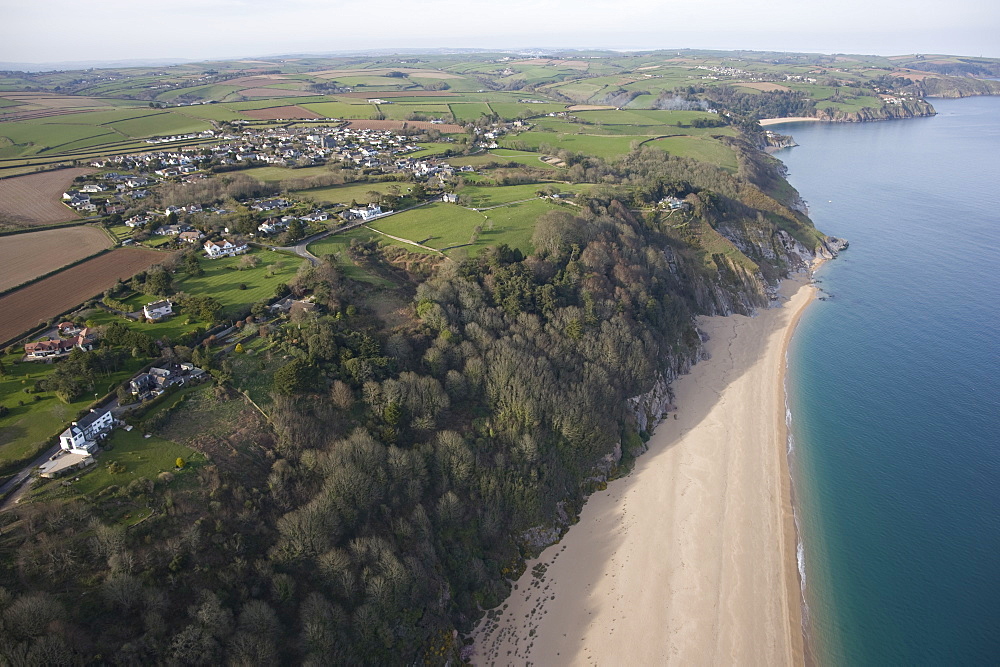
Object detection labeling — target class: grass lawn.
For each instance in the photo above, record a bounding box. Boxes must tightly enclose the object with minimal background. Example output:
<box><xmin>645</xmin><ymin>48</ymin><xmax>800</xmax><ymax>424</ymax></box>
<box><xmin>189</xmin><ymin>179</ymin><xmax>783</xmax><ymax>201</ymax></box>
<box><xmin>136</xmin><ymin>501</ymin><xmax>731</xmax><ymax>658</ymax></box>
<box><xmin>83</xmin><ymin>250</ymin><xmax>302</xmax><ymax>343</ymax></box>
<box><xmin>173</xmin><ymin>250</ymin><xmax>303</xmax><ymax>316</ymax></box>
<box><xmin>0</xmin><ymin>353</ymin><xmax>146</xmax><ymax>474</ymax></box>
<box><xmin>28</xmin><ymin>387</ymin><xmax>208</xmax><ymax>517</ymax></box>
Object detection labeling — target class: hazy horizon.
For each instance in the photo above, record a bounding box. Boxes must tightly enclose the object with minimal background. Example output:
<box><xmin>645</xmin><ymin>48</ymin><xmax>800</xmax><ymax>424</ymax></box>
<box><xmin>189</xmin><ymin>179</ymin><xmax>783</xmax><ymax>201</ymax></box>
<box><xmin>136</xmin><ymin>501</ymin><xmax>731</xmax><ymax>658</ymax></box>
<box><xmin>3</xmin><ymin>0</ymin><xmax>999</xmax><ymax>67</ymax></box>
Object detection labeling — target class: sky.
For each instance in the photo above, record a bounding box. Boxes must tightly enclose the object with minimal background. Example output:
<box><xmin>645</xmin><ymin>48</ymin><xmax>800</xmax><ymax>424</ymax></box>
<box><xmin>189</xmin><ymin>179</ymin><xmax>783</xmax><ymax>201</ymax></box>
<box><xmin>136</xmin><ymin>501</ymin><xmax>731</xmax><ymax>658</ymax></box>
<box><xmin>3</xmin><ymin>0</ymin><xmax>999</xmax><ymax>66</ymax></box>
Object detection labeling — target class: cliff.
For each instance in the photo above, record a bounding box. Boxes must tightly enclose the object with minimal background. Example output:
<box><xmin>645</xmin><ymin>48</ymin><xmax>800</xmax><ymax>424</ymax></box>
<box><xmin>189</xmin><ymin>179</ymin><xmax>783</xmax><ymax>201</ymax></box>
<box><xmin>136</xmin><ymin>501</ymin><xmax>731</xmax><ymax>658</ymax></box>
<box><xmin>815</xmin><ymin>98</ymin><xmax>936</xmax><ymax>122</ymax></box>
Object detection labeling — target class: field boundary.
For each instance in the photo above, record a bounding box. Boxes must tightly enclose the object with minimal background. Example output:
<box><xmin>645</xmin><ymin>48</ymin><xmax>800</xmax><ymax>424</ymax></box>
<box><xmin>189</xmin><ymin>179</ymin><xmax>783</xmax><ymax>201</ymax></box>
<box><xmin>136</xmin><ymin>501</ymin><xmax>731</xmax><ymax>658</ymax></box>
<box><xmin>0</xmin><ymin>219</ymin><xmax>93</xmax><ymax>237</ymax></box>
<box><xmin>0</xmin><ymin>246</ymin><xmax>114</xmax><ymax>300</ymax></box>
<box><xmin>0</xmin><ymin>248</ymin><xmax>172</xmax><ymax>348</ymax></box>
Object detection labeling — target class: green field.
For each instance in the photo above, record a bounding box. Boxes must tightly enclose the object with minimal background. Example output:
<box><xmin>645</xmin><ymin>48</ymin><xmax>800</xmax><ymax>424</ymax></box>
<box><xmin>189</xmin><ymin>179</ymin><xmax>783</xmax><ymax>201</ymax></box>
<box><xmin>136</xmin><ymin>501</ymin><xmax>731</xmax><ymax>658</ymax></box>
<box><xmin>243</xmin><ymin>164</ymin><xmax>334</xmax><ymax>183</ymax></box>
<box><xmin>448</xmin><ymin>103</ymin><xmax>494</xmax><ymax>121</ymax></box>
<box><xmin>503</xmin><ymin>130</ymin><xmax>645</xmax><ymax>159</ymax></box>
<box><xmin>28</xmin><ymin>386</ymin><xmax>208</xmax><ymax>516</ymax></box>
<box><xmin>84</xmin><ymin>249</ymin><xmax>302</xmax><ymax>344</ymax></box>
<box><xmin>295</xmin><ymin>181</ymin><xmax>413</xmax><ymax>205</ymax></box>
<box><xmin>306</xmin><ymin>227</ymin><xmax>395</xmax><ymax>286</ymax></box>
<box><xmin>489</xmin><ymin>102</ymin><xmax>567</xmax><ymax>119</ymax></box>
<box><xmin>108</xmin><ymin>112</ymin><xmax>211</xmax><ymax>138</ymax></box>
<box><xmin>301</xmin><ymin>101</ymin><xmax>377</xmax><ymax>119</ymax></box>
<box><xmin>645</xmin><ymin>135</ymin><xmax>739</xmax><ymax>171</ymax></box>
<box><xmin>367</xmin><ymin>198</ymin><xmax>565</xmax><ymax>257</ymax></box>
<box><xmin>457</xmin><ymin>182</ymin><xmax>587</xmax><ymax>207</ymax></box>
<box><xmin>404</xmin><ymin>142</ymin><xmax>459</xmax><ymax>158</ymax></box>
<box><xmin>0</xmin><ymin>352</ymin><xmax>145</xmax><ymax>473</ymax></box>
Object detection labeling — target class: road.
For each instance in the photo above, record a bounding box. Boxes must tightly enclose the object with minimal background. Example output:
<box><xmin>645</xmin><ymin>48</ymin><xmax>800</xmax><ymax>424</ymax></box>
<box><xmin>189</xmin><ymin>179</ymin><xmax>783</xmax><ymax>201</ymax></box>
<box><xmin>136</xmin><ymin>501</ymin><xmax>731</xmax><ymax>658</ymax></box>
<box><xmin>266</xmin><ymin>198</ymin><xmax>441</xmax><ymax>264</ymax></box>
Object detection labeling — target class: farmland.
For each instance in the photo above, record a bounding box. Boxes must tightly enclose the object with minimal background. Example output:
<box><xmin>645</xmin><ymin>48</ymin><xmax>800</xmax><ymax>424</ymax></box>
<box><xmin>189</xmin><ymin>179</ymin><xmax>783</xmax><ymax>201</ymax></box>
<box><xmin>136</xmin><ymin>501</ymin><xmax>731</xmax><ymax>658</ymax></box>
<box><xmin>0</xmin><ymin>226</ymin><xmax>111</xmax><ymax>292</ymax></box>
<box><xmin>368</xmin><ymin>198</ymin><xmax>567</xmax><ymax>257</ymax></box>
<box><xmin>0</xmin><ymin>167</ymin><xmax>94</xmax><ymax>225</ymax></box>
<box><xmin>0</xmin><ymin>247</ymin><xmax>168</xmax><ymax>346</ymax></box>
<box><xmin>344</xmin><ymin>119</ymin><xmax>464</xmax><ymax>133</ymax></box>
<box><xmin>240</xmin><ymin>105</ymin><xmax>323</xmax><ymax>120</ymax></box>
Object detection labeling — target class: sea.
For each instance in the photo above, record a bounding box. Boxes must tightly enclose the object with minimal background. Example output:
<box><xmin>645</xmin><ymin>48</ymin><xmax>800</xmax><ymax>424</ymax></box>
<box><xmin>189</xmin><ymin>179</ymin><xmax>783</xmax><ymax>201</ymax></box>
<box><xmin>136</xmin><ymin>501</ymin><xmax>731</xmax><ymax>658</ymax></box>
<box><xmin>778</xmin><ymin>96</ymin><xmax>1000</xmax><ymax>665</ymax></box>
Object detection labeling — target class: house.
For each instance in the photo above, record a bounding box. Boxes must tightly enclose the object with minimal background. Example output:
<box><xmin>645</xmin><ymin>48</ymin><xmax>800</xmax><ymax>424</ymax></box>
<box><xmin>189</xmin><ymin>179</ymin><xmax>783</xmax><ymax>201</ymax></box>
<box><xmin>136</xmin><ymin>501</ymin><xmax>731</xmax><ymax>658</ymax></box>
<box><xmin>442</xmin><ymin>193</ymin><xmax>458</xmax><ymax>203</ymax></box>
<box><xmin>143</xmin><ymin>299</ymin><xmax>173</xmax><ymax>321</ymax></box>
<box><xmin>258</xmin><ymin>218</ymin><xmax>288</xmax><ymax>235</ymax></box>
<box><xmin>130</xmin><ymin>367</ymin><xmax>173</xmax><ymax>397</ymax></box>
<box><xmin>24</xmin><ymin>338</ymin><xmax>72</xmax><ymax>358</ymax></box>
<box><xmin>125</xmin><ymin>215</ymin><xmax>148</xmax><ymax>228</ymax></box>
<box><xmin>344</xmin><ymin>204</ymin><xmax>387</xmax><ymax>222</ymax></box>
<box><xmin>80</xmin><ymin>184</ymin><xmax>104</xmax><ymax>193</ymax></box>
<box><xmin>659</xmin><ymin>196</ymin><xmax>690</xmax><ymax>211</ymax></box>
<box><xmin>300</xmin><ymin>210</ymin><xmax>328</xmax><ymax>222</ymax></box>
<box><xmin>178</xmin><ymin>230</ymin><xmax>204</xmax><ymax>244</ymax></box>
<box><xmin>58</xmin><ymin>409</ymin><xmax>114</xmax><ymax>455</ymax></box>
<box><xmin>204</xmin><ymin>238</ymin><xmax>248</xmax><ymax>258</ymax></box>
<box><xmin>58</xmin><ymin>321</ymin><xmax>82</xmax><ymax>336</ymax></box>
<box><xmin>25</xmin><ymin>328</ymin><xmax>93</xmax><ymax>358</ymax></box>
<box><xmin>155</xmin><ymin>224</ymin><xmax>183</xmax><ymax>236</ymax></box>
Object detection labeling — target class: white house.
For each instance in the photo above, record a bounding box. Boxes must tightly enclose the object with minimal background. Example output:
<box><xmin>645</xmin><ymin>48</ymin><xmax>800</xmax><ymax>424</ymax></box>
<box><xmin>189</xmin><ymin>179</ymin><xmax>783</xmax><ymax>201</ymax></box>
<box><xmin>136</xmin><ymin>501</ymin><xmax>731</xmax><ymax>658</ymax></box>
<box><xmin>204</xmin><ymin>239</ymin><xmax>248</xmax><ymax>258</ymax></box>
<box><xmin>143</xmin><ymin>299</ymin><xmax>173</xmax><ymax>321</ymax></box>
<box><xmin>345</xmin><ymin>204</ymin><xmax>388</xmax><ymax>222</ymax></box>
<box><xmin>58</xmin><ymin>409</ymin><xmax>114</xmax><ymax>455</ymax></box>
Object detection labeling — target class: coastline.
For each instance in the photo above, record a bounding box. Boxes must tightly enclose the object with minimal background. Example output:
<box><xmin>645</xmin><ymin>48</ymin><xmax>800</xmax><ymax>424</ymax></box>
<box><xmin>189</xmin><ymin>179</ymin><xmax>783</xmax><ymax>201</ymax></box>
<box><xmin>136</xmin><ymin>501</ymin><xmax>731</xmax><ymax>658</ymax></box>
<box><xmin>473</xmin><ymin>273</ymin><xmax>817</xmax><ymax>665</ymax></box>
<box><xmin>760</xmin><ymin>117</ymin><xmax>821</xmax><ymax>126</ymax></box>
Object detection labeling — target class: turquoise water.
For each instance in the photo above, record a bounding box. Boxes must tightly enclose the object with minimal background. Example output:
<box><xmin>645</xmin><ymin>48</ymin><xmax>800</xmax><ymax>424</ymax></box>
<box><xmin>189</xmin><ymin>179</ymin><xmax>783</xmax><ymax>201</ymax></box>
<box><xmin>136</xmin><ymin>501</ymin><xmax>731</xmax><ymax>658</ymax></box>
<box><xmin>779</xmin><ymin>97</ymin><xmax>1000</xmax><ymax>665</ymax></box>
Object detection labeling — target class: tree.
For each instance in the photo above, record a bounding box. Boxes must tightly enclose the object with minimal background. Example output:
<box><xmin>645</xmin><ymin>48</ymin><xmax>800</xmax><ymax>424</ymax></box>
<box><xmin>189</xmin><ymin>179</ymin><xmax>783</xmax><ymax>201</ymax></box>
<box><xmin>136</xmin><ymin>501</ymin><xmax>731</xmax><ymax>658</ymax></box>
<box><xmin>143</xmin><ymin>269</ymin><xmax>172</xmax><ymax>296</ymax></box>
<box><xmin>286</xmin><ymin>218</ymin><xmax>305</xmax><ymax>242</ymax></box>
<box><xmin>239</xmin><ymin>254</ymin><xmax>260</xmax><ymax>270</ymax></box>
<box><xmin>176</xmin><ymin>458</ymin><xmax>185</xmax><ymax>469</ymax></box>
<box><xmin>273</xmin><ymin>359</ymin><xmax>318</xmax><ymax>395</ymax></box>
<box><xmin>184</xmin><ymin>253</ymin><xmax>204</xmax><ymax>277</ymax></box>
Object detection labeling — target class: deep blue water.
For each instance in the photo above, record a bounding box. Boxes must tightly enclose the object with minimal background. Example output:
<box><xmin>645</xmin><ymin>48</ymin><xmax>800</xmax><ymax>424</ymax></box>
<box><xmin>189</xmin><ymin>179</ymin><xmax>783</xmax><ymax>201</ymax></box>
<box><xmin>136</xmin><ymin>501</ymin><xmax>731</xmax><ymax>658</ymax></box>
<box><xmin>778</xmin><ymin>97</ymin><xmax>1000</xmax><ymax>665</ymax></box>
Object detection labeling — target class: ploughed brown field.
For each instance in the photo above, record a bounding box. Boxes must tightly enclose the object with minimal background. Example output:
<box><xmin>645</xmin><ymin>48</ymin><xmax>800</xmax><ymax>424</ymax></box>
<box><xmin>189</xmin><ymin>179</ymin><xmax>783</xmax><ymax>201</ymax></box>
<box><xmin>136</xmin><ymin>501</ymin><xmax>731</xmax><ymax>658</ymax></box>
<box><xmin>240</xmin><ymin>105</ymin><xmax>322</xmax><ymax>120</ymax></box>
<box><xmin>0</xmin><ymin>168</ymin><xmax>94</xmax><ymax>225</ymax></box>
<box><xmin>0</xmin><ymin>226</ymin><xmax>111</xmax><ymax>293</ymax></box>
<box><xmin>345</xmin><ymin>119</ymin><xmax>464</xmax><ymax>133</ymax></box>
<box><xmin>0</xmin><ymin>247</ymin><xmax>167</xmax><ymax>345</ymax></box>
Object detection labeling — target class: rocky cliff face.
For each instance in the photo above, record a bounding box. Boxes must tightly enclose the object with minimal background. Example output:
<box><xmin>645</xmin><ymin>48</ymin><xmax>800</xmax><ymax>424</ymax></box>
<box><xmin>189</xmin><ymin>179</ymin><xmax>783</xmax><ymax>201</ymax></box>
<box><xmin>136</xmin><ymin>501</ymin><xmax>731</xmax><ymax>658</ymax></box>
<box><xmin>815</xmin><ymin>99</ymin><xmax>936</xmax><ymax>122</ymax></box>
<box><xmin>622</xmin><ymin>231</ymin><xmax>846</xmax><ymax>450</ymax></box>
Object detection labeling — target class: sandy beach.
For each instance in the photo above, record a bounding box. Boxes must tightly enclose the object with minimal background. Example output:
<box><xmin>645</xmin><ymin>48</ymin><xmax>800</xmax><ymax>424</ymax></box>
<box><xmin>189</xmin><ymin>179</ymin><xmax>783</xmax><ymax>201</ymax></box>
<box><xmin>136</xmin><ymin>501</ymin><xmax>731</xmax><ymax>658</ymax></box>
<box><xmin>760</xmin><ymin>116</ymin><xmax>821</xmax><ymax>126</ymax></box>
<box><xmin>473</xmin><ymin>274</ymin><xmax>816</xmax><ymax>666</ymax></box>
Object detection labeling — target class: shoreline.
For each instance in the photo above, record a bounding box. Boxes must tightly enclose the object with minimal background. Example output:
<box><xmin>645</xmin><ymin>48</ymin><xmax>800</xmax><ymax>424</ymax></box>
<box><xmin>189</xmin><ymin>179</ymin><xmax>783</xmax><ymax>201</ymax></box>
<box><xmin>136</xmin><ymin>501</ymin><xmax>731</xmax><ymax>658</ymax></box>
<box><xmin>473</xmin><ymin>273</ymin><xmax>818</xmax><ymax>665</ymax></box>
<box><xmin>760</xmin><ymin>116</ymin><xmax>822</xmax><ymax>126</ymax></box>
